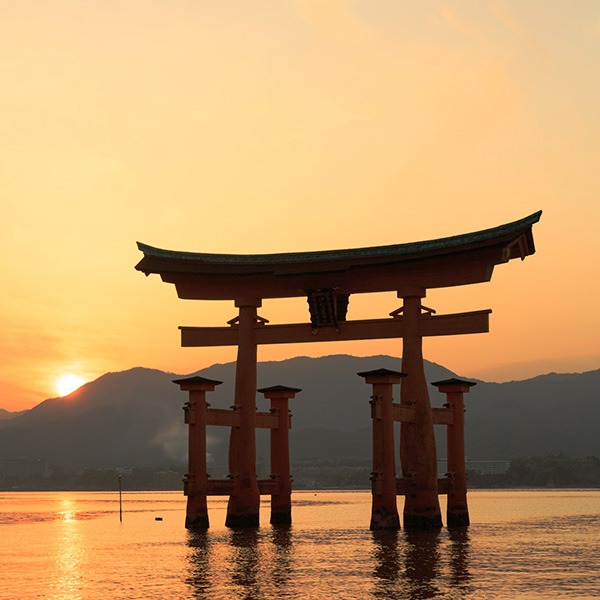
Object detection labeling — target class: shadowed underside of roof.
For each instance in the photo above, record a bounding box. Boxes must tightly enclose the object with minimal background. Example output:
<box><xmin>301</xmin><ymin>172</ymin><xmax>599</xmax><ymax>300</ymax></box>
<box><xmin>134</xmin><ymin>211</ymin><xmax>541</xmax><ymax>299</ymax></box>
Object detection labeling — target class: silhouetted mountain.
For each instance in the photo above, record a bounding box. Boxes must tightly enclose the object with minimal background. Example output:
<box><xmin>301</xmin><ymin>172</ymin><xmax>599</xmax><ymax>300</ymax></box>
<box><xmin>463</xmin><ymin>371</ymin><xmax>600</xmax><ymax>459</ymax></box>
<box><xmin>199</xmin><ymin>354</ymin><xmax>457</xmax><ymax>431</ymax></box>
<box><xmin>0</xmin><ymin>408</ymin><xmax>26</xmax><ymax>421</ymax></box>
<box><xmin>0</xmin><ymin>356</ymin><xmax>598</xmax><ymax>469</ymax></box>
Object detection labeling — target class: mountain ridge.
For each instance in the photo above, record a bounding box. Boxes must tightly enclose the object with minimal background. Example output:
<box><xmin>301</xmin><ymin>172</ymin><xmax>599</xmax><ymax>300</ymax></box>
<box><xmin>1</xmin><ymin>355</ymin><xmax>598</xmax><ymax>468</ymax></box>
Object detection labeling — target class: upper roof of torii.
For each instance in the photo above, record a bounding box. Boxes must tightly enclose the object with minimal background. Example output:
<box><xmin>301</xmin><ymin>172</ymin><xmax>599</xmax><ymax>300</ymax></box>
<box><xmin>135</xmin><ymin>211</ymin><xmax>541</xmax><ymax>300</ymax></box>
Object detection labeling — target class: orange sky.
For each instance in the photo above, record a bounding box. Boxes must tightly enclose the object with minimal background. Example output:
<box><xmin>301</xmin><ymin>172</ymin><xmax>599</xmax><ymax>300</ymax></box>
<box><xmin>1</xmin><ymin>1</ymin><xmax>599</xmax><ymax>411</ymax></box>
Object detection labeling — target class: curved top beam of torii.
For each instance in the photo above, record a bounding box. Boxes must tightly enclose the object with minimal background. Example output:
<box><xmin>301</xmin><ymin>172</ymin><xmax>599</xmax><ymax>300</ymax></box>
<box><xmin>135</xmin><ymin>211</ymin><xmax>541</xmax><ymax>301</ymax></box>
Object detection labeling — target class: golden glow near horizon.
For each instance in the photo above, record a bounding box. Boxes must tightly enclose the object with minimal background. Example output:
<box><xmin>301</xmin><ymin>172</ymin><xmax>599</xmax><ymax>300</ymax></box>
<box><xmin>56</xmin><ymin>374</ymin><xmax>86</xmax><ymax>398</ymax></box>
<box><xmin>1</xmin><ymin>1</ymin><xmax>599</xmax><ymax>411</ymax></box>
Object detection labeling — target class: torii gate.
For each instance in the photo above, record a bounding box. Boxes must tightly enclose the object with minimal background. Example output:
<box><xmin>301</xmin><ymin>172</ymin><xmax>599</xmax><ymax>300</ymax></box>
<box><xmin>135</xmin><ymin>211</ymin><xmax>541</xmax><ymax>528</ymax></box>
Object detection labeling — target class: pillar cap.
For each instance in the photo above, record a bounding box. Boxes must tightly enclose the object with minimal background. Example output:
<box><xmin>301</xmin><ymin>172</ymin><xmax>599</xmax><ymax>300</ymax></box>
<box><xmin>257</xmin><ymin>384</ymin><xmax>302</xmax><ymax>399</ymax></box>
<box><xmin>257</xmin><ymin>384</ymin><xmax>302</xmax><ymax>393</ymax></box>
<box><xmin>431</xmin><ymin>377</ymin><xmax>477</xmax><ymax>393</ymax></box>
<box><xmin>357</xmin><ymin>368</ymin><xmax>407</xmax><ymax>378</ymax></box>
<box><xmin>357</xmin><ymin>368</ymin><xmax>407</xmax><ymax>384</ymax></box>
<box><xmin>173</xmin><ymin>375</ymin><xmax>223</xmax><ymax>391</ymax></box>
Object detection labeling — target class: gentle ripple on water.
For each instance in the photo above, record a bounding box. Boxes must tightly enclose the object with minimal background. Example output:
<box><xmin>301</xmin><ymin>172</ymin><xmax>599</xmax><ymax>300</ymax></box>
<box><xmin>0</xmin><ymin>490</ymin><xmax>599</xmax><ymax>600</ymax></box>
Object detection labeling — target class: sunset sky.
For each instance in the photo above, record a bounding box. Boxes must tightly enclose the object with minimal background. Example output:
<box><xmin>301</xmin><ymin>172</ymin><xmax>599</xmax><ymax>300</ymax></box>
<box><xmin>1</xmin><ymin>1</ymin><xmax>599</xmax><ymax>411</ymax></box>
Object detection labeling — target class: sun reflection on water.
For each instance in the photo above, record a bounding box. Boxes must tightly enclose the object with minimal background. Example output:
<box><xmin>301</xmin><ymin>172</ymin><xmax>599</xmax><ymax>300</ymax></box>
<box><xmin>51</xmin><ymin>497</ymin><xmax>87</xmax><ymax>600</ymax></box>
<box><xmin>60</xmin><ymin>501</ymin><xmax>77</xmax><ymax>523</ymax></box>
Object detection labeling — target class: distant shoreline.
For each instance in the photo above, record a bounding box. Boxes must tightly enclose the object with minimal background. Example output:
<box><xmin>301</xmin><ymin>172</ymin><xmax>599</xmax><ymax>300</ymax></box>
<box><xmin>3</xmin><ymin>485</ymin><xmax>600</xmax><ymax>493</ymax></box>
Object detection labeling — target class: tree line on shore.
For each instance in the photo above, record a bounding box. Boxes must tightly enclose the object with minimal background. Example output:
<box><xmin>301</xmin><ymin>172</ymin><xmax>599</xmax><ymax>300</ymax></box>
<box><xmin>465</xmin><ymin>454</ymin><xmax>600</xmax><ymax>489</ymax></box>
<box><xmin>0</xmin><ymin>464</ymin><xmax>185</xmax><ymax>491</ymax></box>
<box><xmin>1</xmin><ymin>454</ymin><xmax>599</xmax><ymax>491</ymax></box>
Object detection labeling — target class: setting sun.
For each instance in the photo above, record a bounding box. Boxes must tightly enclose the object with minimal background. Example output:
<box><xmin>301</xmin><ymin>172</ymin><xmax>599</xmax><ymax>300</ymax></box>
<box><xmin>57</xmin><ymin>374</ymin><xmax>85</xmax><ymax>397</ymax></box>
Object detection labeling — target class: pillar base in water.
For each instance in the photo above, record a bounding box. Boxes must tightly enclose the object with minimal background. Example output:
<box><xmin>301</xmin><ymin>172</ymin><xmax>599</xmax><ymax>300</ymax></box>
<box><xmin>447</xmin><ymin>511</ymin><xmax>470</xmax><ymax>527</ymax></box>
<box><xmin>270</xmin><ymin>510</ymin><xmax>292</xmax><ymax>526</ymax></box>
<box><xmin>185</xmin><ymin>513</ymin><xmax>209</xmax><ymax>529</ymax></box>
<box><xmin>225</xmin><ymin>512</ymin><xmax>260</xmax><ymax>528</ymax></box>
<box><xmin>403</xmin><ymin>511</ymin><xmax>443</xmax><ymax>529</ymax></box>
<box><xmin>370</xmin><ymin>506</ymin><xmax>401</xmax><ymax>530</ymax></box>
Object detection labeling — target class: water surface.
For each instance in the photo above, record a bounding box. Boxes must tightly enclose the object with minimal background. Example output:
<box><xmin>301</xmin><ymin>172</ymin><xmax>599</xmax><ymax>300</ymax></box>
<box><xmin>1</xmin><ymin>490</ymin><xmax>599</xmax><ymax>599</ymax></box>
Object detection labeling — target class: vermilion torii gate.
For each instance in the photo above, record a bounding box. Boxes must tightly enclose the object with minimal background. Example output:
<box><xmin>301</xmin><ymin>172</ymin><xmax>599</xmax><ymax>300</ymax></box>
<box><xmin>135</xmin><ymin>211</ymin><xmax>541</xmax><ymax>529</ymax></box>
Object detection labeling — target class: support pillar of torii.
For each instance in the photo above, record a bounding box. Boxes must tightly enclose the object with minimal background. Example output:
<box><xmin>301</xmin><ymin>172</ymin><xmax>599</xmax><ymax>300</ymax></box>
<box><xmin>258</xmin><ymin>384</ymin><xmax>301</xmax><ymax>525</ymax></box>
<box><xmin>432</xmin><ymin>377</ymin><xmax>477</xmax><ymax>527</ymax></box>
<box><xmin>358</xmin><ymin>368</ymin><xmax>405</xmax><ymax>530</ymax></box>
<box><xmin>358</xmin><ymin>368</ymin><xmax>478</xmax><ymax>530</ymax></box>
<box><xmin>173</xmin><ymin>374</ymin><xmax>223</xmax><ymax>529</ymax></box>
<box><xmin>136</xmin><ymin>211</ymin><xmax>541</xmax><ymax>528</ymax></box>
<box><xmin>398</xmin><ymin>287</ymin><xmax>443</xmax><ymax>528</ymax></box>
<box><xmin>225</xmin><ymin>297</ymin><xmax>262</xmax><ymax>527</ymax></box>
<box><xmin>174</xmin><ymin>374</ymin><xmax>301</xmax><ymax>528</ymax></box>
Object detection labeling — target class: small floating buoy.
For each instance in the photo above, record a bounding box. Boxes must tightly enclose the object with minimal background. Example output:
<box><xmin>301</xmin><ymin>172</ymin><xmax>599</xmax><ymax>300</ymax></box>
<box><xmin>155</xmin><ymin>517</ymin><xmax>163</xmax><ymax>521</ymax></box>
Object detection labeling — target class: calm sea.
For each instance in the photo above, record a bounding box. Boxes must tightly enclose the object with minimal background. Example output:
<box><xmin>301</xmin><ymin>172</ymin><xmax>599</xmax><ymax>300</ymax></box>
<box><xmin>1</xmin><ymin>489</ymin><xmax>598</xmax><ymax>599</ymax></box>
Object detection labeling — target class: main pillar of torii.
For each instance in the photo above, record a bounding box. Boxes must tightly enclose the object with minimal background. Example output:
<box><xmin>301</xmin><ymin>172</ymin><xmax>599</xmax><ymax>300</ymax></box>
<box><xmin>135</xmin><ymin>211</ymin><xmax>541</xmax><ymax>528</ymax></box>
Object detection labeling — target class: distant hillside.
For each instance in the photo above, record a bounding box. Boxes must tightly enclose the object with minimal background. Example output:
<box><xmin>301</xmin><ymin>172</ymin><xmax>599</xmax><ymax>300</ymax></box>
<box><xmin>198</xmin><ymin>354</ymin><xmax>457</xmax><ymax>431</ymax></box>
<box><xmin>464</xmin><ymin>371</ymin><xmax>600</xmax><ymax>459</ymax></box>
<box><xmin>0</xmin><ymin>355</ymin><xmax>598</xmax><ymax>469</ymax></box>
<box><xmin>0</xmin><ymin>408</ymin><xmax>27</xmax><ymax>421</ymax></box>
<box><xmin>0</xmin><ymin>368</ymin><xmax>186</xmax><ymax>468</ymax></box>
